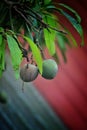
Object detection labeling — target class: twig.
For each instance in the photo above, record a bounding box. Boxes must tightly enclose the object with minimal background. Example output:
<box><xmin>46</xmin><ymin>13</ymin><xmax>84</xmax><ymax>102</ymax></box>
<box><xmin>34</xmin><ymin>32</ymin><xmax>46</xmax><ymax>60</ymax></box>
<box><xmin>49</xmin><ymin>26</ymin><xmax>67</xmax><ymax>34</ymax></box>
<box><xmin>14</xmin><ymin>6</ymin><xmax>39</xmax><ymax>32</ymax></box>
<box><xmin>25</xmin><ymin>5</ymin><xmax>42</xmax><ymax>20</ymax></box>
<box><xmin>9</xmin><ymin>6</ymin><xmax>14</xmax><ymax>31</ymax></box>
<box><xmin>16</xmin><ymin>4</ymin><xmax>67</xmax><ymax>34</ymax></box>
<box><xmin>13</xmin><ymin>35</ymin><xmax>29</xmax><ymax>62</ymax></box>
<box><xmin>13</xmin><ymin>6</ymin><xmax>32</xmax><ymax>27</ymax></box>
<box><xmin>4</xmin><ymin>0</ymin><xmax>20</xmax><ymax>5</ymax></box>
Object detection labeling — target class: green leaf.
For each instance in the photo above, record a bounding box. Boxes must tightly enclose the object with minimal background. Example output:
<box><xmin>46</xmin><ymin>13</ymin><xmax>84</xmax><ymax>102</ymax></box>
<box><xmin>44</xmin><ymin>15</ymin><xmax>56</xmax><ymax>55</ymax></box>
<box><xmin>61</xmin><ymin>51</ymin><xmax>67</xmax><ymax>62</ymax></box>
<box><xmin>63</xmin><ymin>25</ymin><xmax>78</xmax><ymax>47</ymax></box>
<box><xmin>59</xmin><ymin>3</ymin><xmax>81</xmax><ymax>23</ymax></box>
<box><xmin>0</xmin><ymin>70</ymin><xmax>3</xmax><ymax>78</ymax></box>
<box><xmin>0</xmin><ymin>39</ymin><xmax>5</xmax><ymax>77</ymax></box>
<box><xmin>67</xmin><ymin>30</ymin><xmax>78</xmax><ymax>47</ymax></box>
<box><xmin>47</xmin><ymin>6</ymin><xmax>84</xmax><ymax>46</ymax></box>
<box><xmin>24</xmin><ymin>36</ymin><xmax>43</xmax><ymax>74</ymax></box>
<box><xmin>58</xmin><ymin>10</ymin><xmax>84</xmax><ymax>45</ymax></box>
<box><xmin>25</xmin><ymin>24</ymin><xmax>33</xmax><ymax>41</ymax></box>
<box><xmin>44</xmin><ymin>28</ymin><xmax>55</xmax><ymax>55</ymax></box>
<box><xmin>0</xmin><ymin>27</ymin><xmax>4</xmax><ymax>46</ymax></box>
<box><xmin>45</xmin><ymin>5</ymin><xmax>55</xmax><ymax>11</ymax></box>
<box><xmin>52</xmin><ymin>53</ymin><xmax>60</xmax><ymax>64</ymax></box>
<box><xmin>0</xmin><ymin>39</ymin><xmax>5</xmax><ymax>70</ymax></box>
<box><xmin>0</xmin><ymin>34</ymin><xmax>2</xmax><ymax>46</ymax></box>
<box><xmin>57</xmin><ymin>34</ymin><xmax>66</xmax><ymax>51</ymax></box>
<box><xmin>57</xmin><ymin>33</ymin><xmax>67</xmax><ymax>62</ymax></box>
<box><xmin>1</xmin><ymin>40</ymin><xmax>5</xmax><ymax>70</ymax></box>
<box><xmin>44</xmin><ymin>0</ymin><xmax>52</xmax><ymax>5</ymax></box>
<box><xmin>0</xmin><ymin>27</ymin><xmax>4</xmax><ymax>33</ymax></box>
<box><xmin>58</xmin><ymin>23</ymin><xmax>78</xmax><ymax>47</ymax></box>
<box><xmin>7</xmin><ymin>35</ymin><xmax>22</xmax><ymax>79</ymax></box>
<box><xmin>57</xmin><ymin>32</ymin><xmax>71</xmax><ymax>47</ymax></box>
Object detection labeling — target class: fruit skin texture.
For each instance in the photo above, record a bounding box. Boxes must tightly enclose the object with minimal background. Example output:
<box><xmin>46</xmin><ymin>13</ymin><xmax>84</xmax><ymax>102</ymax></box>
<box><xmin>0</xmin><ymin>91</ymin><xmax>7</xmax><ymax>104</ymax></box>
<box><xmin>42</xmin><ymin>59</ymin><xmax>58</xmax><ymax>79</ymax></box>
<box><xmin>20</xmin><ymin>64</ymin><xmax>39</xmax><ymax>82</ymax></box>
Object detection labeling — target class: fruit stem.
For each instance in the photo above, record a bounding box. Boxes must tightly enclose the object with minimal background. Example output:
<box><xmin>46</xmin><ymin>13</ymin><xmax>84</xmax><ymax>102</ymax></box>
<box><xmin>34</xmin><ymin>34</ymin><xmax>46</xmax><ymax>60</ymax></box>
<box><xmin>22</xmin><ymin>81</ymin><xmax>24</xmax><ymax>93</ymax></box>
<box><xmin>26</xmin><ymin>63</ymin><xmax>29</xmax><ymax>69</ymax></box>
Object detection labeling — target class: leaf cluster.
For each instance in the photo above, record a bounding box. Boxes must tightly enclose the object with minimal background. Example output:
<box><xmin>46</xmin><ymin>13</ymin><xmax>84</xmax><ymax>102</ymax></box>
<box><xmin>0</xmin><ymin>0</ymin><xmax>84</xmax><ymax>78</ymax></box>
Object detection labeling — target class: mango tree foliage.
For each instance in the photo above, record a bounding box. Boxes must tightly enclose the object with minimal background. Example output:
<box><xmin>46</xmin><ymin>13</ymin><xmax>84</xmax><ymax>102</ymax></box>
<box><xmin>0</xmin><ymin>0</ymin><xmax>84</xmax><ymax>78</ymax></box>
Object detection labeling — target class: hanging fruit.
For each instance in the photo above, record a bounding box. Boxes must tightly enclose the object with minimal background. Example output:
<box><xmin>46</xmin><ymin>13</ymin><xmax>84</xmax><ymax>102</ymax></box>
<box><xmin>41</xmin><ymin>59</ymin><xmax>58</xmax><ymax>79</ymax></box>
<box><xmin>20</xmin><ymin>64</ymin><xmax>39</xmax><ymax>82</ymax></box>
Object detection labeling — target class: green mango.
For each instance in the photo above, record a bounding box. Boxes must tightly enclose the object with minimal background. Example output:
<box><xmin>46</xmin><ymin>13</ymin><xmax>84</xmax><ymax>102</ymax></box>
<box><xmin>41</xmin><ymin>59</ymin><xmax>58</xmax><ymax>79</ymax></box>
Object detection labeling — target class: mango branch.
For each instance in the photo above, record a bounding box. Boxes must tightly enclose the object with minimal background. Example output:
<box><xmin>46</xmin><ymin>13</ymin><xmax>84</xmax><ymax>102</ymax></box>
<box><xmin>13</xmin><ymin>36</ymin><xmax>29</xmax><ymax>62</ymax></box>
<box><xmin>11</xmin><ymin>4</ymin><xmax>67</xmax><ymax>34</ymax></box>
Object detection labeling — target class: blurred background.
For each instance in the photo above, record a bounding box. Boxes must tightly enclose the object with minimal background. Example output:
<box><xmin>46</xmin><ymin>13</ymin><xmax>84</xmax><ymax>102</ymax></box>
<box><xmin>0</xmin><ymin>0</ymin><xmax>87</xmax><ymax>130</ymax></box>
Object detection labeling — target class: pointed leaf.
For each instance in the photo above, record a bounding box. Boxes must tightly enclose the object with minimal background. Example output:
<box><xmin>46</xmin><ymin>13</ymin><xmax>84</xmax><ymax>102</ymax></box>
<box><xmin>57</xmin><ymin>32</ymin><xmax>71</xmax><ymax>47</ymax></box>
<box><xmin>44</xmin><ymin>15</ymin><xmax>56</xmax><ymax>55</ymax></box>
<box><xmin>0</xmin><ymin>27</ymin><xmax>4</xmax><ymax>46</ymax></box>
<box><xmin>57</xmin><ymin>34</ymin><xmax>66</xmax><ymax>51</ymax></box>
<box><xmin>24</xmin><ymin>36</ymin><xmax>43</xmax><ymax>74</ymax></box>
<box><xmin>1</xmin><ymin>39</ymin><xmax>5</xmax><ymax>70</ymax></box>
<box><xmin>67</xmin><ymin>30</ymin><xmax>78</xmax><ymax>47</ymax></box>
<box><xmin>0</xmin><ymin>39</ymin><xmax>5</xmax><ymax>77</ymax></box>
<box><xmin>44</xmin><ymin>0</ymin><xmax>52</xmax><ymax>5</ymax></box>
<box><xmin>57</xmin><ymin>33</ymin><xmax>67</xmax><ymax>62</ymax></box>
<box><xmin>7</xmin><ymin>35</ymin><xmax>22</xmax><ymax>78</ymax></box>
<box><xmin>48</xmin><ymin>6</ymin><xmax>84</xmax><ymax>46</ymax></box>
<box><xmin>59</xmin><ymin>3</ymin><xmax>81</xmax><ymax>23</ymax></box>
<box><xmin>0</xmin><ymin>69</ymin><xmax>3</xmax><ymax>78</ymax></box>
<box><xmin>0</xmin><ymin>34</ymin><xmax>2</xmax><ymax>46</ymax></box>
<box><xmin>61</xmin><ymin>51</ymin><xmax>67</xmax><ymax>62</ymax></box>
<box><xmin>59</xmin><ymin>23</ymin><xmax>78</xmax><ymax>47</ymax></box>
<box><xmin>59</xmin><ymin>10</ymin><xmax>84</xmax><ymax>45</ymax></box>
<box><xmin>52</xmin><ymin>53</ymin><xmax>60</xmax><ymax>64</ymax></box>
<box><xmin>44</xmin><ymin>29</ymin><xmax>55</xmax><ymax>55</ymax></box>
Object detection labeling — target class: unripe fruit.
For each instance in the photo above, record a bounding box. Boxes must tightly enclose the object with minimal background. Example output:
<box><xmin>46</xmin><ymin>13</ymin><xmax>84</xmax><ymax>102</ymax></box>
<box><xmin>41</xmin><ymin>59</ymin><xmax>58</xmax><ymax>79</ymax></box>
<box><xmin>0</xmin><ymin>91</ymin><xmax>7</xmax><ymax>104</ymax></box>
<box><xmin>20</xmin><ymin>64</ymin><xmax>39</xmax><ymax>82</ymax></box>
